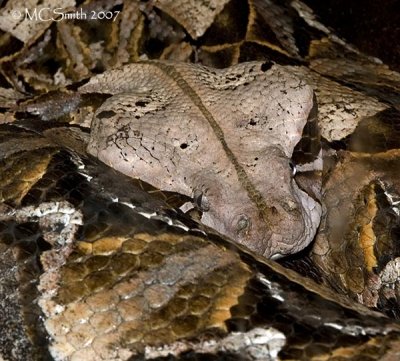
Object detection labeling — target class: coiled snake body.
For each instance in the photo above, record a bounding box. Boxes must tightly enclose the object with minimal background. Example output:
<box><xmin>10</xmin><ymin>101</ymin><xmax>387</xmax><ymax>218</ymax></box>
<box><xmin>0</xmin><ymin>0</ymin><xmax>400</xmax><ymax>360</ymax></box>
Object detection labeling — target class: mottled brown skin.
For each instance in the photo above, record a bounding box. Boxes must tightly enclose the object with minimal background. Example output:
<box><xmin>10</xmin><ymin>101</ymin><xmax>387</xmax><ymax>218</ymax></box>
<box><xmin>83</xmin><ymin>60</ymin><xmax>322</xmax><ymax>259</ymax></box>
<box><xmin>313</xmin><ymin>150</ymin><xmax>400</xmax><ymax>311</ymax></box>
<box><xmin>1</xmin><ymin>126</ymin><xmax>400</xmax><ymax>361</ymax></box>
<box><xmin>2</xmin><ymin>0</ymin><xmax>400</xmax><ymax>359</ymax></box>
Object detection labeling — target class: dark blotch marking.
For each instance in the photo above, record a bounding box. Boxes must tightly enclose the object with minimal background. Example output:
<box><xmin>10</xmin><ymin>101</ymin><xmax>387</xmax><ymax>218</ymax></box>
<box><xmin>97</xmin><ymin>110</ymin><xmax>116</xmax><ymax>119</ymax></box>
<box><xmin>261</xmin><ymin>61</ymin><xmax>273</xmax><ymax>72</ymax></box>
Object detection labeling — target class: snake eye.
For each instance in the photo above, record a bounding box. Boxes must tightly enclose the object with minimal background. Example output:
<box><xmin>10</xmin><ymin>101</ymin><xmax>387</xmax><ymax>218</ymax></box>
<box><xmin>289</xmin><ymin>160</ymin><xmax>297</xmax><ymax>177</ymax></box>
<box><xmin>236</xmin><ymin>215</ymin><xmax>251</xmax><ymax>234</ymax></box>
<box><xmin>193</xmin><ymin>189</ymin><xmax>210</xmax><ymax>211</ymax></box>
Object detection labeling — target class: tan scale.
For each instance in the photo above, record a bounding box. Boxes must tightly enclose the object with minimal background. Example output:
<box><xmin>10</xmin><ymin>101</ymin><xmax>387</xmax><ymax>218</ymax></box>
<box><xmin>358</xmin><ymin>183</ymin><xmax>379</xmax><ymax>273</ymax></box>
<box><xmin>39</xmin><ymin>232</ymin><xmax>252</xmax><ymax>360</ymax></box>
<box><xmin>0</xmin><ymin>149</ymin><xmax>54</xmax><ymax>205</ymax></box>
<box><xmin>313</xmin><ymin>150</ymin><xmax>400</xmax><ymax>306</ymax></box>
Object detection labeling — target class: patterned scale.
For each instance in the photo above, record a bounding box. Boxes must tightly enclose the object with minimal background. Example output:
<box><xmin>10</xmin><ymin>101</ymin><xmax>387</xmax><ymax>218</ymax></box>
<box><xmin>1</xmin><ymin>0</ymin><xmax>400</xmax><ymax>360</ymax></box>
<box><xmin>1</xmin><ymin>125</ymin><xmax>400</xmax><ymax>361</ymax></box>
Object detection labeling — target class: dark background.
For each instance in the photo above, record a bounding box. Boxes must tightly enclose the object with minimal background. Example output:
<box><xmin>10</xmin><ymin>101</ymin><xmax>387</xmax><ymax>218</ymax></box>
<box><xmin>304</xmin><ymin>0</ymin><xmax>400</xmax><ymax>71</ymax></box>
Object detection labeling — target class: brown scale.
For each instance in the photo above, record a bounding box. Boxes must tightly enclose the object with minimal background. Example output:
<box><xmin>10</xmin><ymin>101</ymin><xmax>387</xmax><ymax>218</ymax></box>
<box><xmin>346</xmin><ymin>107</ymin><xmax>400</xmax><ymax>153</ymax></box>
<box><xmin>0</xmin><ymin>144</ymin><xmax>58</xmax><ymax>360</ymax></box>
<box><xmin>312</xmin><ymin>150</ymin><xmax>400</xmax><ymax>316</ymax></box>
<box><xmin>0</xmin><ymin>148</ymin><xmax>55</xmax><ymax>206</ymax></box>
<box><xmin>41</xmin><ymin>232</ymin><xmax>252</xmax><ymax>357</ymax></box>
<box><xmin>1</xmin><ymin>1</ymin><xmax>400</xmax><ymax>360</ymax></box>
<box><xmin>0</xmin><ymin>0</ymin><xmax>370</xmax><ymax>98</ymax></box>
<box><xmin>1</xmin><ymin>127</ymin><xmax>400</xmax><ymax>360</ymax></box>
<box><xmin>40</xmin><ymin>226</ymin><xmax>400</xmax><ymax>361</ymax></box>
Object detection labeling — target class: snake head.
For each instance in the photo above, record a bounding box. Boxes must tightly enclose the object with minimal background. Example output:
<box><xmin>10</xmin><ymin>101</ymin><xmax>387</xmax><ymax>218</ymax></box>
<box><xmin>84</xmin><ymin>61</ymin><xmax>322</xmax><ymax>259</ymax></box>
<box><xmin>191</xmin><ymin>84</ymin><xmax>321</xmax><ymax>259</ymax></box>
<box><xmin>194</xmin><ymin>144</ymin><xmax>321</xmax><ymax>259</ymax></box>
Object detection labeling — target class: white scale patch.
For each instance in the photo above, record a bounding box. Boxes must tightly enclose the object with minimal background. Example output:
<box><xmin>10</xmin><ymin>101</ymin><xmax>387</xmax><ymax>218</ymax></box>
<box><xmin>144</xmin><ymin>327</ymin><xmax>285</xmax><ymax>360</ymax></box>
<box><xmin>0</xmin><ymin>201</ymin><xmax>83</xmax><ymax>245</ymax></box>
<box><xmin>119</xmin><ymin>200</ymin><xmax>190</xmax><ymax>232</ymax></box>
<box><xmin>378</xmin><ymin>180</ymin><xmax>400</xmax><ymax>216</ymax></box>
<box><xmin>257</xmin><ymin>273</ymin><xmax>286</xmax><ymax>303</ymax></box>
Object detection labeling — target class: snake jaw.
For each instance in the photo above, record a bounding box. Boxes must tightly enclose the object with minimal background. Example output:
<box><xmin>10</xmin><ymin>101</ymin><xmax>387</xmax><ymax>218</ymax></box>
<box><xmin>202</xmin><ymin>164</ymin><xmax>322</xmax><ymax>260</ymax></box>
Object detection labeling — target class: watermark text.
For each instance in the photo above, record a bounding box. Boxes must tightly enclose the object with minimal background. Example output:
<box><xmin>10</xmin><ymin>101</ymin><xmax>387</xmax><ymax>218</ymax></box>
<box><xmin>10</xmin><ymin>8</ymin><xmax>120</xmax><ymax>22</ymax></box>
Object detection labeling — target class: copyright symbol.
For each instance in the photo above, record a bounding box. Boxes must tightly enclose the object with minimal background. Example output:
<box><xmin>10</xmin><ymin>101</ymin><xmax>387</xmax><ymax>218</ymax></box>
<box><xmin>11</xmin><ymin>10</ymin><xmax>21</xmax><ymax>19</ymax></box>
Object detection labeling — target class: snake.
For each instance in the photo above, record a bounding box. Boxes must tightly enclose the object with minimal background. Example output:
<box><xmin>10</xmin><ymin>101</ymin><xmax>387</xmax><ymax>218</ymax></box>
<box><xmin>1</xmin><ymin>0</ymin><xmax>400</xmax><ymax>360</ymax></box>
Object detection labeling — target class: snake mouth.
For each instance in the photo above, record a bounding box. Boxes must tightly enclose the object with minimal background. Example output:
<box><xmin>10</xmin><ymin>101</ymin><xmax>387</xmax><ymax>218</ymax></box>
<box><xmin>261</xmin><ymin>185</ymin><xmax>322</xmax><ymax>260</ymax></box>
<box><xmin>263</xmin><ymin>92</ymin><xmax>322</xmax><ymax>259</ymax></box>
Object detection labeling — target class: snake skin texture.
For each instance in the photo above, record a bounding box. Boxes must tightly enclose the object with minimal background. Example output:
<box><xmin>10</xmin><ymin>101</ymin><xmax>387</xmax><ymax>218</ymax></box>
<box><xmin>312</xmin><ymin>150</ymin><xmax>400</xmax><ymax>315</ymax></box>
<box><xmin>1</xmin><ymin>0</ymin><xmax>400</xmax><ymax>360</ymax></box>
<box><xmin>1</xmin><ymin>125</ymin><xmax>400</xmax><ymax>361</ymax></box>
<box><xmin>82</xmin><ymin>60</ymin><xmax>321</xmax><ymax>259</ymax></box>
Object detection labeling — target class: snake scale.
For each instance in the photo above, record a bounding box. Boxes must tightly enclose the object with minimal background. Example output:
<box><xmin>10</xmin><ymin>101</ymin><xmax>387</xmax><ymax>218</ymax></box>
<box><xmin>0</xmin><ymin>0</ymin><xmax>400</xmax><ymax>360</ymax></box>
